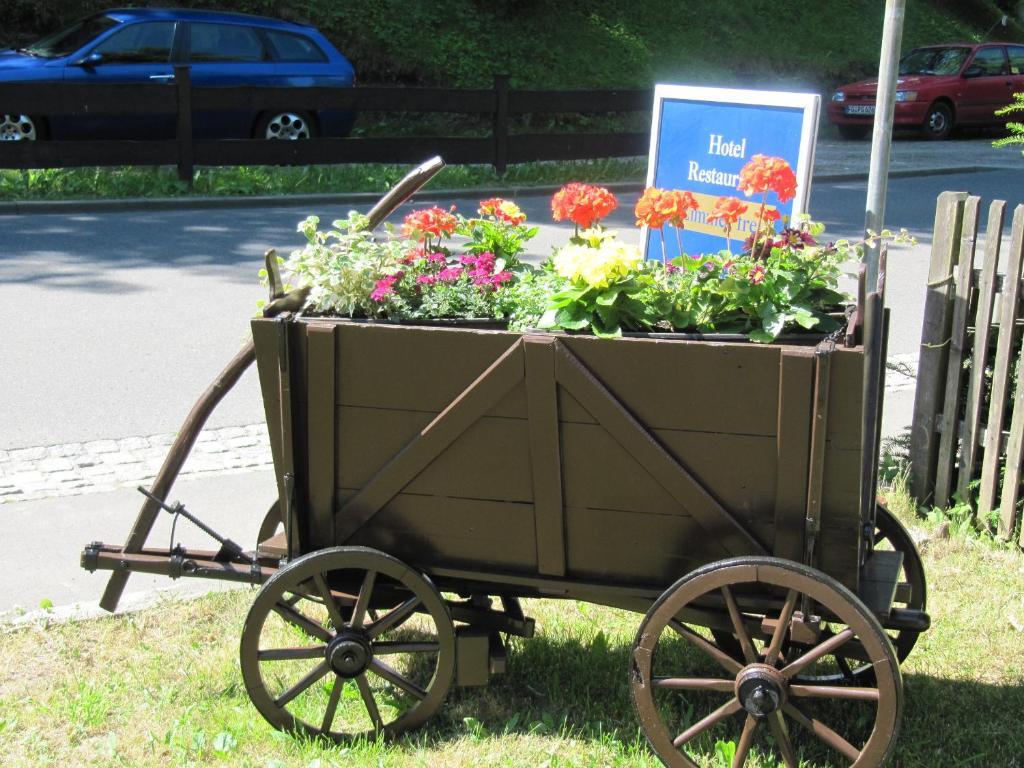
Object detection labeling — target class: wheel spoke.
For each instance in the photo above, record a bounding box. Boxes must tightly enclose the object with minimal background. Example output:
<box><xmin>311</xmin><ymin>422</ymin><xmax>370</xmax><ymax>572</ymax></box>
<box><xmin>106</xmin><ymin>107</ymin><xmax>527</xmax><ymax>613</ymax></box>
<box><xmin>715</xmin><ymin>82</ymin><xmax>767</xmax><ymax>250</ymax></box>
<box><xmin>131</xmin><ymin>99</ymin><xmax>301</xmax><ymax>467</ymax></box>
<box><xmin>668</xmin><ymin>619</ymin><xmax>743</xmax><ymax>675</ymax></box>
<box><xmin>652</xmin><ymin>677</ymin><xmax>734</xmax><ymax>693</ymax></box>
<box><xmin>367</xmin><ymin>596</ymin><xmax>421</xmax><ymax>639</ymax></box>
<box><xmin>765</xmin><ymin>589</ymin><xmax>798</xmax><ymax>666</ymax></box>
<box><xmin>373</xmin><ymin>641</ymin><xmax>440</xmax><ymax>655</ymax></box>
<box><xmin>672</xmin><ymin>698</ymin><xmax>741</xmax><ymax>747</ymax></box>
<box><xmin>320</xmin><ymin>676</ymin><xmax>343</xmax><ymax>733</ymax></box>
<box><xmin>721</xmin><ymin>585</ymin><xmax>758</xmax><ymax>664</ymax></box>
<box><xmin>272</xmin><ymin>602</ymin><xmax>333</xmax><ymax>642</ymax></box>
<box><xmin>351</xmin><ymin>570</ymin><xmax>377</xmax><ymax>628</ymax></box>
<box><xmin>275</xmin><ymin>660</ymin><xmax>330</xmax><ymax>707</ymax></box>
<box><xmin>784</xmin><ymin>703</ymin><xmax>861</xmax><ymax>763</ymax></box>
<box><xmin>356</xmin><ymin>672</ymin><xmax>384</xmax><ymax>730</ymax></box>
<box><xmin>836</xmin><ymin>653</ymin><xmax>856</xmax><ymax>680</ymax></box>
<box><xmin>369</xmin><ymin>658</ymin><xmax>427</xmax><ymax>701</ymax></box>
<box><xmin>789</xmin><ymin>684</ymin><xmax>880</xmax><ymax>701</ymax></box>
<box><xmin>781</xmin><ymin>627</ymin><xmax>855</xmax><ymax>679</ymax></box>
<box><xmin>258</xmin><ymin>645</ymin><xmax>327</xmax><ymax>661</ymax></box>
<box><xmin>768</xmin><ymin>711</ymin><xmax>798</xmax><ymax>768</ymax></box>
<box><xmin>733</xmin><ymin>714</ymin><xmax>758</xmax><ymax>768</ymax></box>
<box><xmin>313</xmin><ymin>573</ymin><xmax>347</xmax><ymax>631</ymax></box>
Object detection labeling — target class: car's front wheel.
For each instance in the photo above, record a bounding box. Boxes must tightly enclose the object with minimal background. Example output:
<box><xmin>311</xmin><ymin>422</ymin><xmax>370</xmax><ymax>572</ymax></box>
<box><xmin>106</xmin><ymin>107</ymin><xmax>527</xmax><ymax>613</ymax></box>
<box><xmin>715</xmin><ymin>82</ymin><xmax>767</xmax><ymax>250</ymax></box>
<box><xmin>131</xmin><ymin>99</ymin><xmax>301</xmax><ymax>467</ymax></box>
<box><xmin>921</xmin><ymin>102</ymin><xmax>953</xmax><ymax>140</ymax></box>
<box><xmin>0</xmin><ymin>114</ymin><xmax>41</xmax><ymax>141</ymax></box>
<box><xmin>255</xmin><ymin>111</ymin><xmax>317</xmax><ymax>140</ymax></box>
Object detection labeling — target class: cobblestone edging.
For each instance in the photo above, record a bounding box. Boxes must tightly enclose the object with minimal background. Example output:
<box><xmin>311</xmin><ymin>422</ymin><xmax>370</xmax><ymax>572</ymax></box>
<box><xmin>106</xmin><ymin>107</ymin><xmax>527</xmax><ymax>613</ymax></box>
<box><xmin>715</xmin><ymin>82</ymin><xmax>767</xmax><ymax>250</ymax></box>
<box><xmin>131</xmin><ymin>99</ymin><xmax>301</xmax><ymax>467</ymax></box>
<box><xmin>0</xmin><ymin>424</ymin><xmax>272</xmax><ymax>503</ymax></box>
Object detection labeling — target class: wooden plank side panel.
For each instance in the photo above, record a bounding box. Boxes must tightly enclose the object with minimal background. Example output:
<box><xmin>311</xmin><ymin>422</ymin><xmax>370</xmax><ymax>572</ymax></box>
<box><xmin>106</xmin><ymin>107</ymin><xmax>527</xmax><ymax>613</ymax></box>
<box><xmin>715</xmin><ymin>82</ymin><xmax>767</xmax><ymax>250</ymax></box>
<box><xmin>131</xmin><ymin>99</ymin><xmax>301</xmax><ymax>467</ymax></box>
<box><xmin>333</xmin><ymin>338</ymin><xmax>525</xmax><ymax>543</ymax></box>
<box><xmin>910</xmin><ymin>191</ymin><xmax>969</xmax><ymax>502</ymax></box>
<box><xmin>252</xmin><ymin>319</ymin><xmax>286</xmax><ymax>508</ymax></box>
<box><xmin>524</xmin><ymin>336</ymin><xmax>566</xmax><ymax>576</ymax></box>
<box><xmin>934</xmin><ymin>196</ymin><xmax>982</xmax><ymax>507</ymax></box>
<box><xmin>564</xmin><ymin>507</ymin><xmax>719</xmax><ymax>586</ymax></box>
<box><xmin>305</xmin><ymin>324</ymin><xmax>336</xmax><ymax>549</ymax></box>
<box><xmin>978</xmin><ymin>204</ymin><xmax>1024</xmax><ymax>519</ymax></box>
<box><xmin>342</xmin><ymin>491</ymin><xmax>538</xmax><ymax>574</ymax></box>
<box><xmin>957</xmin><ymin>200</ymin><xmax>1007</xmax><ymax>501</ymax></box>
<box><xmin>774</xmin><ymin>349</ymin><xmax>815</xmax><ymax>562</ymax></box>
<box><xmin>819</xmin><ymin>446</ymin><xmax>864</xmax><ymax>591</ymax></box>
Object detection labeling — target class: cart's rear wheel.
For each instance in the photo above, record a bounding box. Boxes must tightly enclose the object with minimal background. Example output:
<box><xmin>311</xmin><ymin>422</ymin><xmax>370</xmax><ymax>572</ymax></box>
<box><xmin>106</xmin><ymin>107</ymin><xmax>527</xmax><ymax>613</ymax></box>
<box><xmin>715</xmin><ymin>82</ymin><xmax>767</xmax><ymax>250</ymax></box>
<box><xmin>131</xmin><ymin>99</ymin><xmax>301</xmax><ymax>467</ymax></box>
<box><xmin>257</xmin><ymin>501</ymin><xmax>283</xmax><ymax>546</ymax></box>
<box><xmin>240</xmin><ymin>546</ymin><xmax>455</xmax><ymax>741</ymax></box>
<box><xmin>631</xmin><ymin>557</ymin><xmax>901</xmax><ymax>768</ymax></box>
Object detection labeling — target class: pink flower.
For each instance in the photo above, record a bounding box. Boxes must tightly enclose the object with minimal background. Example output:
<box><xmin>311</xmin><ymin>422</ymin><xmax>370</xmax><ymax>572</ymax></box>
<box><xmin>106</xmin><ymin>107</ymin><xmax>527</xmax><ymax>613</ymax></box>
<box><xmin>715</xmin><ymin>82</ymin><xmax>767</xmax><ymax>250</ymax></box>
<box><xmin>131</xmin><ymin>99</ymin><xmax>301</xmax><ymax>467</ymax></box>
<box><xmin>371</xmin><ymin>272</ymin><xmax>403</xmax><ymax>301</ymax></box>
<box><xmin>438</xmin><ymin>266</ymin><xmax>463</xmax><ymax>282</ymax></box>
<box><xmin>491</xmin><ymin>270</ymin><xmax>513</xmax><ymax>285</ymax></box>
<box><xmin>416</xmin><ymin>274</ymin><xmax>437</xmax><ymax>285</ymax></box>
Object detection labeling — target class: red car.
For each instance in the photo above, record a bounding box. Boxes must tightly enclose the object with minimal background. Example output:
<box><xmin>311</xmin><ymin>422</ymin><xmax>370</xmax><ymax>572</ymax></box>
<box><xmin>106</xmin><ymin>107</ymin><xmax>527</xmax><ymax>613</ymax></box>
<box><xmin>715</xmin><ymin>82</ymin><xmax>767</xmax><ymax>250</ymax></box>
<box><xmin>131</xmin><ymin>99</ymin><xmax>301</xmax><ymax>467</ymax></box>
<box><xmin>827</xmin><ymin>42</ymin><xmax>1024</xmax><ymax>140</ymax></box>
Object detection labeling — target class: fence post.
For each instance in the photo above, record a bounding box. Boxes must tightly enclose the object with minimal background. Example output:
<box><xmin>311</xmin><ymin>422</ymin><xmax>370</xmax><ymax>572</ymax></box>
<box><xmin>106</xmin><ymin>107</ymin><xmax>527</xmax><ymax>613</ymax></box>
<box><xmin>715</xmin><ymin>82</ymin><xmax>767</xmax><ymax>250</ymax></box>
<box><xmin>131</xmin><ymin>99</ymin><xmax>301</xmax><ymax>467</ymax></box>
<box><xmin>174</xmin><ymin>65</ymin><xmax>193</xmax><ymax>185</ymax></box>
<box><xmin>909</xmin><ymin>191</ymin><xmax>967</xmax><ymax>504</ymax></box>
<box><xmin>492</xmin><ymin>74</ymin><xmax>510</xmax><ymax>176</ymax></box>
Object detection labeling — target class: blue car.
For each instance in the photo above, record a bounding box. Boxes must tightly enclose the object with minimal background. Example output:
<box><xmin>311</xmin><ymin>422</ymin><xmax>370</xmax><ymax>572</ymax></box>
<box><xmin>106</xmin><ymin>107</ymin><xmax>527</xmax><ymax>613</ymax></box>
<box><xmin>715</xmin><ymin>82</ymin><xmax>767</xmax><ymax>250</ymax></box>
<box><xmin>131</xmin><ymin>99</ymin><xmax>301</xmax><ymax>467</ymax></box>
<box><xmin>0</xmin><ymin>8</ymin><xmax>356</xmax><ymax>141</ymax></box>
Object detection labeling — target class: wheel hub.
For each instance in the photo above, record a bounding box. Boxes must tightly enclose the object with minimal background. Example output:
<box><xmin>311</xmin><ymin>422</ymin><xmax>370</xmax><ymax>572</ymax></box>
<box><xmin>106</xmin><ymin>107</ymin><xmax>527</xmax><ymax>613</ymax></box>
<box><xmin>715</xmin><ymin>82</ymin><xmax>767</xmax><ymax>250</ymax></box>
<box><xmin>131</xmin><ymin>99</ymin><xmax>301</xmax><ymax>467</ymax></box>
<box><xmin>327</xmin><ymin>632</ymin><xmax>372</xmax><ymax>678</ymax></box>
<box><xmin>735</xmin><ymin>664</ymin><xmax>787</xmax><ymax>718</ymax></box>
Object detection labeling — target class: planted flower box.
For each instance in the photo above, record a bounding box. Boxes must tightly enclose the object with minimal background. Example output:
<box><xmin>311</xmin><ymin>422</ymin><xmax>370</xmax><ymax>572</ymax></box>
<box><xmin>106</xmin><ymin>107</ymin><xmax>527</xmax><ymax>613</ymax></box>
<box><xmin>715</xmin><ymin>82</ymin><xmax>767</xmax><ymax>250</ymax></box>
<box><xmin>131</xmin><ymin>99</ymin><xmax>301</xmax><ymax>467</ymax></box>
<box><xmin>252</xmin><ymin>317</ymin><xmax>866</xmax><ymax>594</ymax></box>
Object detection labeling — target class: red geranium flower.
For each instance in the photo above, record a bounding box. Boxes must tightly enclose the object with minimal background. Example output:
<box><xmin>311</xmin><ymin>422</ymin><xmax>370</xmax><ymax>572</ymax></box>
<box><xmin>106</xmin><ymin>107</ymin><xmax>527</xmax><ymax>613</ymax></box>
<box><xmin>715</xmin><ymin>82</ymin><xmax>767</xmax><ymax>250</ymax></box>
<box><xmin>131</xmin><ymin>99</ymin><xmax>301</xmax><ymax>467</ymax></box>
<box><xmin>708</xmin><ymin>196</ymin><xmax>748</xmax><ymax>229</ymax></box>
<box><xmin>635</xmin><ymin>188</ymin><xmax>700</xmax><ymax>229</ymax></box>
<box><xmin>551</xmin><ymin>183</ymin><xmax>618</xmax><ymax>229</ymax></box>
<box><xmin>738</xmin><ymin>155</ymin><xmax>798</xmax><ymax>204</ymax></box>
<box><xmin>402</xmin><ymin>206</ymin><xmax>458</xmax><ymax>241</ymax></box>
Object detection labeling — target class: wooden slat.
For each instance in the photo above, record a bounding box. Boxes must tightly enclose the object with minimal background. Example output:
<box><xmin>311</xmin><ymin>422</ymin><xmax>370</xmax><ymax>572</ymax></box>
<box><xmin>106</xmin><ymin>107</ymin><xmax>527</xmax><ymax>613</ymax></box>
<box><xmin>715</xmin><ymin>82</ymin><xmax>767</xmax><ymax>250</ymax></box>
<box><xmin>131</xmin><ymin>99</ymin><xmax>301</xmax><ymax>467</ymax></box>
<box><xmin>805</xmin><ymin>348</ymin><xmax>832</xmax><ymax>569</ymax></box>
<box><xmin>773</xmin><ymin>348</ymin><xmax>815</xmax><ymax>562</ymax></box>
<box><xmin>191</xmin><ymin>84</ymin><xmax>495</xmax><ymax>113</ymax></box>
<box><xmin>0</xmin><ymin>140</ymin><xmax>177</xmax><ymax>169</ymax></box>
<box><xmin>910</xmin><ymin>191</ymin><xmax>968</xmax><ymax>502</ymax></box>
<box><xmin>524</xmin><ymin>336</ymin><xmax>566</xmax><ymax>576</ymax></box>
<box><xmin>306</xmin><ymin>324</ymin><xmax>336</xmax><ymax>549</ymax></box>
<box><xmin>978</xmin><ymin>205</ymin><xmax>1024</xmax><ymax>519</ymax></box>
<box><xmin>508</xmin><ymin>132</ymin><xmax>649</xmax><ymax>163</ymax></box>
<box><xmin>933</xmin><ymin>196</ymin><xmax>982</xmax><ymax>506</ymax></box>
<box><xmin>192</xmin><ymin>136</ymin><xmax>495</xmax><ymax>167</ymax></box>
<box><xmin>998</xmin><ymin>209</ymin><xmax>1024</xmax><ymax>538</ymax></box>
<box><xmin>552</xmin><ymin>340</ymin><xmax>766</xmax><ymax>557</ymax></box>
<box><xmin>0</xmin><ymin>81</ymin><xmax>175</xmax><ymax>113</ymax></box>
<box><xmin>333</xmin><ymin>338</ymin><xmax>525</xmax><ymax>543</ymax></box>
<box><xmin>508</xmin><ymin>88</ymin><xmax>652</xmax><ymax>114</ymax></box>
<box><xmin>957</xmin><ymin>200</ymin><xmax>1007</xmax><ymax>502</ymax></box>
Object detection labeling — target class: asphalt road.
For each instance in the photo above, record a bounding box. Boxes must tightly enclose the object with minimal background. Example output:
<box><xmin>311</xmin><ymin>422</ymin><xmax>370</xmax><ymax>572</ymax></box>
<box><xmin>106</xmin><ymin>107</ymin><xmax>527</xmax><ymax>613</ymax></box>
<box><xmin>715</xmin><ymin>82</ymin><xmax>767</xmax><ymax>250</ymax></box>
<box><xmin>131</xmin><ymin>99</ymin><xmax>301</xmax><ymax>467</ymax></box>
<box><xmin>2</xmin><ymin>168</ymin><xmax>1022</xmax><ymax>450</ymax></box>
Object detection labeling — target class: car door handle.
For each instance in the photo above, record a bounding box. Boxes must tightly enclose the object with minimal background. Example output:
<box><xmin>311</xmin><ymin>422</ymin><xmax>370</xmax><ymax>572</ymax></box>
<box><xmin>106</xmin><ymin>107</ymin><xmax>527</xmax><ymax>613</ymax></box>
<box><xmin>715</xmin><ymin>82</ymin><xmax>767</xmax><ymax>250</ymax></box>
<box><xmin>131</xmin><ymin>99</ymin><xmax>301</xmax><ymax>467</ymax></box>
<box><xmin>149</xmin><ymin>74</ymin><xmax>175</xmax><ymax>81</ymax></box>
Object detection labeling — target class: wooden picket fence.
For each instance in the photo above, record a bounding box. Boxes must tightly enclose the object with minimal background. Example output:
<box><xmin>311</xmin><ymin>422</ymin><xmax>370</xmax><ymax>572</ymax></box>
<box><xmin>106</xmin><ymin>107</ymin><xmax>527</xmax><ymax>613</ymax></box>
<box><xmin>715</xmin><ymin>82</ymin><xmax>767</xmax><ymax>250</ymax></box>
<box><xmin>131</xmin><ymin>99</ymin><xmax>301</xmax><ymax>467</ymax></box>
<box><xmin>910</xmin><ymin>191</ymin><xmax>1024</xmax><ymax>545</ymax></box>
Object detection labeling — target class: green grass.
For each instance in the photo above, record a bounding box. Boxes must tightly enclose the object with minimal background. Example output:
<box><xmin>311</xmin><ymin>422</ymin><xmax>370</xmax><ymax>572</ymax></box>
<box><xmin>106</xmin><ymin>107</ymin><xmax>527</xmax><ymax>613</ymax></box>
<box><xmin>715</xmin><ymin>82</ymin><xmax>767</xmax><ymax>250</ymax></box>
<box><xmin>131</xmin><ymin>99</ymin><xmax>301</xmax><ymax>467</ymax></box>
<box><xmin>2</xmin><ymin>489</ymin><xmax>1022</xmax><ymax>767</ymax></box>
<box><xmin>0</xmin><ymin>159</ymin><xmax>648</xmax><ymax>201</ymax></box>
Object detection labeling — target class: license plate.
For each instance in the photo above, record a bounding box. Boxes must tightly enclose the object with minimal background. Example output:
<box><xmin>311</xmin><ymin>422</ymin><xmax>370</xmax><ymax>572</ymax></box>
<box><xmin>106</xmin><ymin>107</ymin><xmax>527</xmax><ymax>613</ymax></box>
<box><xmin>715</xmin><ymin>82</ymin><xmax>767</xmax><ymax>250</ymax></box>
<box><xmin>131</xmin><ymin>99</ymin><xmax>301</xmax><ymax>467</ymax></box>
<box><xmin>844</xmin><ymin>105</ymin><xmax>875</xmax><ymax>116</ymax></box>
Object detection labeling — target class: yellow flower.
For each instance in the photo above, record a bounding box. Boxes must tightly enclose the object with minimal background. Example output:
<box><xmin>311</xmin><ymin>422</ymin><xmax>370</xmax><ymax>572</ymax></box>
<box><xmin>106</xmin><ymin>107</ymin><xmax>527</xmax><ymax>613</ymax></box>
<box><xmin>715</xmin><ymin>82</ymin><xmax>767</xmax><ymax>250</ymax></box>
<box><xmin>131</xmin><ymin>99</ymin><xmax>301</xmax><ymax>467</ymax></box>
<box><xmin>553</xmin><ymin>236</ymin><xmax>641</xmax><ymax>288</ymax></box>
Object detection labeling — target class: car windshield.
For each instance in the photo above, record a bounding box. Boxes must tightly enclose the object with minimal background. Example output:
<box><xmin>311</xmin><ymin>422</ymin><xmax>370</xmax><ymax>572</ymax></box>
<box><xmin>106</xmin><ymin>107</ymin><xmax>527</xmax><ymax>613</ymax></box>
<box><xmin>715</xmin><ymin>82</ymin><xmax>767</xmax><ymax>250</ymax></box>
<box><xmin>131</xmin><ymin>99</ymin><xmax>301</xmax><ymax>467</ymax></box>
<box><xmin>899</xmin><ymin>46</ymin><xmax>970</xmax><ymax>76</ymax></box>
<box><xmin>23</xmin><ymin>14</ymin><xmax>121</xmax><ymax>59</ymax></box>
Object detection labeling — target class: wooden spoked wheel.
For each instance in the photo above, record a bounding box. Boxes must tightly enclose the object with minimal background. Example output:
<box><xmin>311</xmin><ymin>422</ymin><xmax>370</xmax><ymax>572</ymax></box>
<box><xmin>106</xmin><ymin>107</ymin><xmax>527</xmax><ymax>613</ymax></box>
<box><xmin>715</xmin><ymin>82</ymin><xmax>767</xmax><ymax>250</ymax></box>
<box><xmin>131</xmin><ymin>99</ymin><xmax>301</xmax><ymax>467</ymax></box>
<box><xmin>872</xmin><ymin>503</ymin><xmax>927</xmax><ymax>664</ymax></box>
<box><xmin>257</xmin><ymin>501</ymin><xmax>283</xmax><ymax>546</ymax></box>
<box><xmin>631</xmin><ymin>557</ymin><xmax>902</xmax><ymax>768</ymax></box>
<box><xmin>240</xmin><ymin>546</ymin><xmax>455</xmax><ymax>741</ymax></box>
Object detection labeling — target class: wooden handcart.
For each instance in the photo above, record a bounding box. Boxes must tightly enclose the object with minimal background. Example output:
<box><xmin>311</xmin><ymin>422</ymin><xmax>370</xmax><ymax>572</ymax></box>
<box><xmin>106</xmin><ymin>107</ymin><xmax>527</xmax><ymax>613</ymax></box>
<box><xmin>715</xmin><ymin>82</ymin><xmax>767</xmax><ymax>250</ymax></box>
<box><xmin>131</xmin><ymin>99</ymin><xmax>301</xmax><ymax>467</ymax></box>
<box><xmin>82</xmin><ymin>160</ymin><xmax>929</xmax><ymax>768</ymax></box>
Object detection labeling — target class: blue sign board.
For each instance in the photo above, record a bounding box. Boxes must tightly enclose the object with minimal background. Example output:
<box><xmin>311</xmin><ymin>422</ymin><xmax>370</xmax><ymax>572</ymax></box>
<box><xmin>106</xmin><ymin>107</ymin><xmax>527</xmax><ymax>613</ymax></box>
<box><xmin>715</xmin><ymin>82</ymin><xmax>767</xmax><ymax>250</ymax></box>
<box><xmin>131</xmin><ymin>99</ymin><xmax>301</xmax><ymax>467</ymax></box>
<box><xmin>643</xmin><ymin>85</ymin><xmax>820</xmax><ymax>261</ymax></box>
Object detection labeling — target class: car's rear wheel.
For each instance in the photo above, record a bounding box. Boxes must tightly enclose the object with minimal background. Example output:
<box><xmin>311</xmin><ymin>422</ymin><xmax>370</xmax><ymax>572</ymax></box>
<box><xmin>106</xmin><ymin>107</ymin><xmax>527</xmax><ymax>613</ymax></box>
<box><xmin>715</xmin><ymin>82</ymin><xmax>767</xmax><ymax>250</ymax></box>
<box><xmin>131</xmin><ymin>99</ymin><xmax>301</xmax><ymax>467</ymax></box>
<box><xmin>255</xmin><ymin>111</ymin><xmax>317</xmax><ymax>140</ymax></box>
<box><xmin>837</xmin><ymin>124</ymin><xmax>870</xmax><ymax>140</ymax></box>
<box><xmin>0</xmin><ymin>114</ymin><xmax>40</xmax><ymax>141</ymax></box>
<box><xmin>921</xmin><ymin>102</ymin><xmax>953</xmax><ymax>140</ymax></box>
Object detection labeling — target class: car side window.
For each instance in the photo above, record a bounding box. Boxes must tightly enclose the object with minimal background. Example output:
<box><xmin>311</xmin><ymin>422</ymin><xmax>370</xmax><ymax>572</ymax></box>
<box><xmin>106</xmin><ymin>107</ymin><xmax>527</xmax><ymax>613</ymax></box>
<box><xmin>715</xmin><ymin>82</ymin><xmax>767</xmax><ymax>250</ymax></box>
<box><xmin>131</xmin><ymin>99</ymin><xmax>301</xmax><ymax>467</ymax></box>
<box><xmin>93</xmin><ymin>21</ymin><xmax>176</xmax><ymax>63</ymax></box>
<box><xmin>970</xmin><ymin>47</ymin><xmax>1008</xmax><ymax>76</ymax></box>
<box><xmin>265</xmin><ymin>30</ymin><xmax>327</xmax><ymax>63</ymax></box>
<box><xmin>188</xmin><ymin>23</ymin><xmax>266</xmax><ymax>63</ymax></box>
<box><xmin>1008</xmin><ymin>46</ymin><xmax>1024</xmax><ymax>76</ymax></box>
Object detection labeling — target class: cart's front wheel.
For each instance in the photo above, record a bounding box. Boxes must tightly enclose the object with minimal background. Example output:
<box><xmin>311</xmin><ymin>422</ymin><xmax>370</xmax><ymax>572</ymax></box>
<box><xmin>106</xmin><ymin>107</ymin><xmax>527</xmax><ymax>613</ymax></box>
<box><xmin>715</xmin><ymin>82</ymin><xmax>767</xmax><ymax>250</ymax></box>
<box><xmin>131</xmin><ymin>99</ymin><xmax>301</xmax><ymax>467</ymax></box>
<box><xmin>240</xmin><ymin>546</ymin><xmax>455</xmax><ymax>741</ymax></box>
<box><xmin>631</xmin><ymin>557</ymin><xmax>902</xmax><ymax>768</ymax></box>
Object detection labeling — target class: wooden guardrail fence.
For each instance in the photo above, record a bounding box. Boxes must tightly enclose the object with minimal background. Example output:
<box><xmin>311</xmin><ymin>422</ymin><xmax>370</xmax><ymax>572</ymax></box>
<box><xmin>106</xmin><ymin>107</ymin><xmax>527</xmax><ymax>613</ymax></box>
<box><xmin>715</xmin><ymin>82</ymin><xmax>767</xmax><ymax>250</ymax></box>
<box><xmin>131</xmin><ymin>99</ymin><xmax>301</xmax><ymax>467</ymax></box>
<box><xmin>910</xmin><ymin>191</ymin><xmax>1024</xmax><ymax>545</ymax></box>
<box><xmin>0</xmin><ymin>68</ymin><xmax>652</xmax><ymax>180</ymax></box>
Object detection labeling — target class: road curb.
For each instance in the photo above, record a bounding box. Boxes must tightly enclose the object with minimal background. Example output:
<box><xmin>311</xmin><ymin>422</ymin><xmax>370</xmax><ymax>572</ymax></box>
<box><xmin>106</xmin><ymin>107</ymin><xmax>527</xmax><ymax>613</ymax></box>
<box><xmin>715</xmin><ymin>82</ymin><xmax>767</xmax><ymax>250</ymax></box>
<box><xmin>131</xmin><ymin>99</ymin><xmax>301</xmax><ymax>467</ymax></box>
<box><xmin>0</xmin><ymin>166</ymin><xmax>1004</xmax><ymax>215</ymax></box>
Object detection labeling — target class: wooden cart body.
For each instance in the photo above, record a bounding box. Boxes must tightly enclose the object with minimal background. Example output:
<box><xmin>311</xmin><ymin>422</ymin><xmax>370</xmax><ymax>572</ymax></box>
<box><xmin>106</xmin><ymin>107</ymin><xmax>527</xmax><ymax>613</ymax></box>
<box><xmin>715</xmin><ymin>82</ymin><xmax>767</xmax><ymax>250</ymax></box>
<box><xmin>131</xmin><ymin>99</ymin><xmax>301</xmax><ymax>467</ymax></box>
<box><xmin>252</xmin><ymin>318</ymin><xmax>869</xmax><ymax>606</ymax></box>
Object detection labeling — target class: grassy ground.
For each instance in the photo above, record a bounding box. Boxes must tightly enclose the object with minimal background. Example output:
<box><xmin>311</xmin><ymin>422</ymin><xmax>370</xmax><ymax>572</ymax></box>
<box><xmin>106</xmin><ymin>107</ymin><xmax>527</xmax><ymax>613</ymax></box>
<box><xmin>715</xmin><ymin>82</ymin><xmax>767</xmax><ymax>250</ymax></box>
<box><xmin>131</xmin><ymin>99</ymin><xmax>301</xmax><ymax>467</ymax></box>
<box><xmin>0</xmin><ymin>159</ymin><xmax>648</xmax><ymax>202</ymax></box>
<box><xmin>2</xmin><ymin>485</ymin><xmax>1022</xmax><ymax>768</ymax></box>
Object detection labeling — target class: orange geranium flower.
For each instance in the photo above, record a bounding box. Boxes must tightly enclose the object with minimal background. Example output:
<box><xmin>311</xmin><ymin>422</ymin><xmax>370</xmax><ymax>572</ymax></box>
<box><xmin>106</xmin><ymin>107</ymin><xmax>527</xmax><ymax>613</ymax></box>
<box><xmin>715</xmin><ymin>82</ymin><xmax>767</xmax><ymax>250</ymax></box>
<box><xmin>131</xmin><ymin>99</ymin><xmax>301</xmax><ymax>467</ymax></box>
<box><xmin>708</xmin><ymin>196</ymin><xmax>748</xmax><ymax>230</ymax></box>
<box><xmin>402</xmin><ymin>206</ymin><xmax>458</xmax><ymax>240</ymax></box>
<box><xmin>551</xmin><ymin>183</ymin><xmax>618</xmax><ymax>229</ymax></box>
<box><xmin>738</xmin><ymin>155</ymin><xmax>798</xmax><ymax>204</ymax></box>
<box><xmin>479</xmin><ymin>197</ymin><xmax>526</xmax><ymax>225</ymax></box>
<box><xmin>634</xmin><ymin>188</ymin><xmax>699</xmax><ymax>229</ymax></box>
<box><xmin>762</xmin><ymin>207</ymin><xmax>782</xmax><ymax>224</ymax></box>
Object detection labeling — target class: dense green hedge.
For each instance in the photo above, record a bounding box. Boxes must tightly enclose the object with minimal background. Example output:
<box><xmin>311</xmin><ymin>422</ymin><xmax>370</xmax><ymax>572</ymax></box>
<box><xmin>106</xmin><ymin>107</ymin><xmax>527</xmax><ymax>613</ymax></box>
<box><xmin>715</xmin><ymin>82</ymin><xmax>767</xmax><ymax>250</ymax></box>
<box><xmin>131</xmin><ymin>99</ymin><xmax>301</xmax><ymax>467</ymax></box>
<box><xmin>1</xmin><ymin>0</ymin><xmax>1021</xmax><ymax>90</ymax></box>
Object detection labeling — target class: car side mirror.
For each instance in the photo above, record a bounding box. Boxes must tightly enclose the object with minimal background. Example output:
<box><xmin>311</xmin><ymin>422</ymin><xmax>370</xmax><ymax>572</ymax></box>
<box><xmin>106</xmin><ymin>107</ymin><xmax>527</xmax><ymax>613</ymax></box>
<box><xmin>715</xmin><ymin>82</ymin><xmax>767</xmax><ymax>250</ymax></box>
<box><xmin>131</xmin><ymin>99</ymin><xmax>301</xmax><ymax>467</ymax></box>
<box><xmin>72</xmin><ymin>52</ymin><xmax>104</xmax><ymax>68</ymax></box>
<box><xmin>962</xmin><ymin>65</ymin><xmax>984</xmax><ymax>78</ymax></box>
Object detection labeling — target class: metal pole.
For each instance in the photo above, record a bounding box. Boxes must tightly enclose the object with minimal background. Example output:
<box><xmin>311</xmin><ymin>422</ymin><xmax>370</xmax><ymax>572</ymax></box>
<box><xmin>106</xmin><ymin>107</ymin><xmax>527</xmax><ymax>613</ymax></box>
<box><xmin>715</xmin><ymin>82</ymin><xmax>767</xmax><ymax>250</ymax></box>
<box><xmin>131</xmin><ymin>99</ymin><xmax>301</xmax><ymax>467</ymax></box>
<box><xmin>863</xmin><ymin>0</ymin><xmax>906</xmax><ymax>290</ymax></box>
